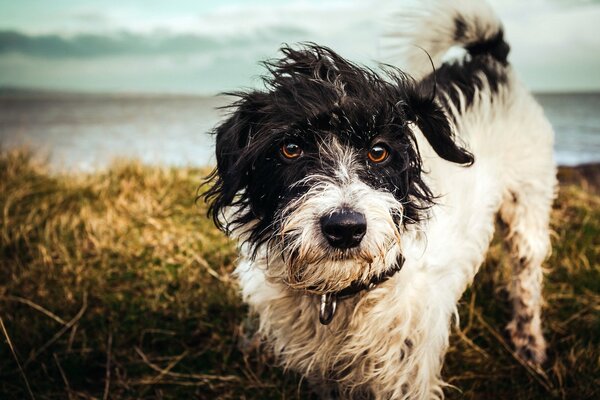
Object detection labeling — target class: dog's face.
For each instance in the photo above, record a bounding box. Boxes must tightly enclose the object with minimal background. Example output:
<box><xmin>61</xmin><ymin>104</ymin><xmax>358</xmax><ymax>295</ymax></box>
<box><xmin>205</xmin><ymin>45</ymin><xmax>473</xmax><ymax>293</ymax></box>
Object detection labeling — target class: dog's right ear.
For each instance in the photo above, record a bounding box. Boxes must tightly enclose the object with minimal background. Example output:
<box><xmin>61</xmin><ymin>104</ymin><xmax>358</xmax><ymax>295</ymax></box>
<box><xmin>404</xmin><ymin>84</ymin><xmax>474</xmax><ymax>166</ymax></box>
<box><xmin>203</xmin><ymin>91</ymin><xmax>268</xmax><ymax>232</ymax></box>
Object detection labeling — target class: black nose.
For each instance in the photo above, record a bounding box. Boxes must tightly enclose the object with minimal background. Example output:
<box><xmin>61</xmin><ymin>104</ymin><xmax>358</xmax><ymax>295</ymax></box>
<box><xmin>320</xmin><ymin>210</ymin><xmax>367</xmax><ymax>249</ymax></box>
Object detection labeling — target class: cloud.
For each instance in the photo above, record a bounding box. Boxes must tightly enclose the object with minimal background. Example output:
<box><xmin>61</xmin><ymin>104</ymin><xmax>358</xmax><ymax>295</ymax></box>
<box><xmin>497</xmin><ymin>2</ymin><xmax>600</xmax><ymax>90</ymax></box>
<box><xmin>1</xmin><ymin>0</ymin><xmax>599</xmax><ymax>93</ymax></box>
<box><xmin>0</xmin><ymin>27</ymin><xmax>311</xmax><ymax>59</ymax></box>
<box><xmin>0</xmin><ymin>23</ymin><xmax>313</xmax><ymax>94</ymax></box>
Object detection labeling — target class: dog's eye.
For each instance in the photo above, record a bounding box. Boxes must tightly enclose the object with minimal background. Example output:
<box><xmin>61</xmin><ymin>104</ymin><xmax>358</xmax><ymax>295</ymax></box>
<box><xmin>281</xmin><ymin>142</ymin><xmax>303</xmax><ymax>160</ymax></box>
<box><xmin>367</xmin><ymin>144</ymin><xmax>390</xmax><ymax>164</ymax></box>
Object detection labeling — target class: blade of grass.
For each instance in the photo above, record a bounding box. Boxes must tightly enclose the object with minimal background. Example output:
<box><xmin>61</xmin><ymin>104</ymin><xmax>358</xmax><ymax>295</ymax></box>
<box><xmin>25</xmin><ymin>292</ymin><xmax>88</xmax><ymax>368</ymax></box>
<box><xmin>0</xmin><ymin>315</ymin><xmax>36</xmax><ymax>400</ymax></box>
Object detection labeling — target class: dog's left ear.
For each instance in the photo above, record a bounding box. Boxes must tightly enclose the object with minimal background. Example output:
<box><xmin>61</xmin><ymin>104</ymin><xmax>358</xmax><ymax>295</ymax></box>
<box><xmin>405</xmin><ymin>87</ymin><xmax>474</xmax><ymax>165</ymax></box>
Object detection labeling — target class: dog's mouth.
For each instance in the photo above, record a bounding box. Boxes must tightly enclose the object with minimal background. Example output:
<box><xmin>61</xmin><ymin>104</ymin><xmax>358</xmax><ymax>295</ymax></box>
<box><xmin>281</xmin><ymin>249</ymin><xmax>375</xmax><ymax>275</ymax></box>
<box><xmin>280</xmin><ymin>242</ymin><xmax>398</xmax><ymax>293</ymax></box>
<box><xmin>274</xmin><ymin>205</ymin><xmax>403</xmax><ymax>294</ymax></box>
<box><xmin>319</xmin><ymin>247</ymin><xmax>376</xmax><ymax>263</ymax></box>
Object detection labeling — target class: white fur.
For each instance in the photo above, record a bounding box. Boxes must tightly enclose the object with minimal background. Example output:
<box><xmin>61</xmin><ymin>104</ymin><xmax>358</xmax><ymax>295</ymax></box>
<box><xmin>230</xmin><ymin>1</ymin><xmax>556</xmax><ymax>398</ymax></box>
<box><xmin>389</xmin><ymin>0</ymin><xmax>503</xmax><ymax>79</ymax></box>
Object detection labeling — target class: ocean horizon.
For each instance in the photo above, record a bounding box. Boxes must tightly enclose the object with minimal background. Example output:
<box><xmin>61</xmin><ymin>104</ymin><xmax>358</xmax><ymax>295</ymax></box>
<box><xmin>1</xmin><ymin>89</ymin><xmax>599</xmax><ymax>171</ymax></box>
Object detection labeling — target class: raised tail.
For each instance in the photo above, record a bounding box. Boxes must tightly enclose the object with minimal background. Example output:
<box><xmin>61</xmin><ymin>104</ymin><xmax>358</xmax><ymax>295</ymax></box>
<box><xmin>391</xmin><ymin>0</ymin><xmax>509</xmax><ymax>77</ymax></box>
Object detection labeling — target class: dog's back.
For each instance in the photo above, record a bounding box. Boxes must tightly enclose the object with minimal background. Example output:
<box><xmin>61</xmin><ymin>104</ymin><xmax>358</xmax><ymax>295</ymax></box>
<box><xmin>396</xmin><ymin>0</ymin><xmax>556</xmax><ymax>366</ymax></box>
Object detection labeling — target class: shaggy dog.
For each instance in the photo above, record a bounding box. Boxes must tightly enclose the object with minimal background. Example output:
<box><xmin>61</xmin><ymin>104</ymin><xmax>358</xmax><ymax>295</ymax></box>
<box><xmin>204</xmin><ymin>0</ymin><xmax>556</xmax><ymax>398</ymax></box>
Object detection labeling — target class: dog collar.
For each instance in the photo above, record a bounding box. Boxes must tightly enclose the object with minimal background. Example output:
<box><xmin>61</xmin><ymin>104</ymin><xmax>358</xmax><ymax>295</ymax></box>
<box><xmin>318</xmin><ymin>255</ymin><xmax>405</xmax><ymax>325</ymax></box>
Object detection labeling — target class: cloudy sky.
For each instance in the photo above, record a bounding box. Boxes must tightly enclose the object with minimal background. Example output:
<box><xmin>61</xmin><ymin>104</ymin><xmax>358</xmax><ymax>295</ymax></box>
<box><xmin>1</xmin><ymin>0</ymin><xmax>599</xmax><ymax>94</ymax></box>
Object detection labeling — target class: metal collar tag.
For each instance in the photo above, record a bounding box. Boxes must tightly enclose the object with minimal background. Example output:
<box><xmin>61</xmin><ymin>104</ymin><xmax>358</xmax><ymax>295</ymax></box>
<box><xmin>319</xmin><ymin>293</ymin><xmax>337</xmax><ymax>325</ymax></box>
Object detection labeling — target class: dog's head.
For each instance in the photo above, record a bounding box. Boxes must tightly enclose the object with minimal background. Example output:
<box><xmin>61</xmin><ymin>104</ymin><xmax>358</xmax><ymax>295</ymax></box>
<box><xmin>204</xmin><ymin>44</ymin><xmax>472</xmax><ymax>293</ymax></box>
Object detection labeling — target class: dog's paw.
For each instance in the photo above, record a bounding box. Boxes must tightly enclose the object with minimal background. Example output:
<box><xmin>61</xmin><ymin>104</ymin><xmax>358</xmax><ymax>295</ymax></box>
<box><xmin>515</xmin><ymin>338</ymin><xmax>547</xmax><ymax>365</ymax></box>
<box><xmin>506</xmin><ymin>318</ymin><xmax>547</xmax><ymax>365</ymax></box>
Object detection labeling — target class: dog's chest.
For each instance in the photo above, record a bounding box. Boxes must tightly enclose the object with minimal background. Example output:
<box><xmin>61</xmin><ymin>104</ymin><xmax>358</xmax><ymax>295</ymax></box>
<box><xmin>238</xmin><ymin>261</ymin><xmax>453</xmax><ymax>386</ymax></box>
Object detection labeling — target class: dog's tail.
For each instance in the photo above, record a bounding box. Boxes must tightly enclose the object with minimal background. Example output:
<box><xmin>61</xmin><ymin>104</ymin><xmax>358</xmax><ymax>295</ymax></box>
<box><xmin>390</xmin><ymin>0</ymin><xmax>509</xmax><ymax>77</ymax></box>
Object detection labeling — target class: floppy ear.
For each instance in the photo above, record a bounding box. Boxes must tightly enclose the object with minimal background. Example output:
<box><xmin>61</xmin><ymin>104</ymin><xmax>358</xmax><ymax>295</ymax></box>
<box><xmin>203</xmin><ymin>92</ymin><xmax>268</xmax><ymax>231</ymax></box>
<box><xmin>405</xmin><ymin>87</ymin><xmax>474</xmax><ymax>165</ymax></box>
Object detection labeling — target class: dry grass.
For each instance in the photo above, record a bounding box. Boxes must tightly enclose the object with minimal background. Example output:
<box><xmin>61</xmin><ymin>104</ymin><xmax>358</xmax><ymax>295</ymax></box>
<box><xmin>0</xmin><ymin>149</ymin><xmax>598</xmax><ymax>399</ymax></box>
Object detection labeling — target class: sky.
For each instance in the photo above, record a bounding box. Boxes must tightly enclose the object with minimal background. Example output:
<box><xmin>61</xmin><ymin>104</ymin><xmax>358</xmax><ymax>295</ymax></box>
<box><xmin>1</xmin><ymin>0</ymin><xmax>599</xmax><ymax>94</ymax></box>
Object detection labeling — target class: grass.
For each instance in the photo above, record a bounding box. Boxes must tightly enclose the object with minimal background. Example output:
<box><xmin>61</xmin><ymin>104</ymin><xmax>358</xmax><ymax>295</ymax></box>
<box><xmin>0</xmin><ymin>149</ymin><xmax>598</xmax><ymax>399</ymax></box>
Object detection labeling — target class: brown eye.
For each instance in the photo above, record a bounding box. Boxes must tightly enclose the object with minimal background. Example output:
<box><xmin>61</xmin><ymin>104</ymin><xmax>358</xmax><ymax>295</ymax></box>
<box><xmin>281</xmin><ymin>142</ymin><xmax>303</xmax><ymax>160</ymax></box>
<box><xmin>367</xmin><ymin>144</ymin><xmax>389</xmax><ymax>163</ymax></box>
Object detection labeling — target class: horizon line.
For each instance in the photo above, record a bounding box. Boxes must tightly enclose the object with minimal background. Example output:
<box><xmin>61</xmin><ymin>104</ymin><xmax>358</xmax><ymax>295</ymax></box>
<box><xmin>2</xmin><ymin>85</ymin><xmax>600</xmax><ymax>98</ymax></box>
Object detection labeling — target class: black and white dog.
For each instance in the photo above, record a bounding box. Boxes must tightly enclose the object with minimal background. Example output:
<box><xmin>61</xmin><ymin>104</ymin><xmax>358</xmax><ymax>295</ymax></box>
<box><xmin>205</xmin><ymin>0</ymin><xmax>556</xmax><ymax>398</ymax></box>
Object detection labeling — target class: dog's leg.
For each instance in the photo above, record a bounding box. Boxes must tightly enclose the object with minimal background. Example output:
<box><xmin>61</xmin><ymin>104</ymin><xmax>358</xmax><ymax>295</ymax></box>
<box><xmin>499</xmin><ymin>185</ymin><xmax>553</xmax><ymax>365</ymax></box>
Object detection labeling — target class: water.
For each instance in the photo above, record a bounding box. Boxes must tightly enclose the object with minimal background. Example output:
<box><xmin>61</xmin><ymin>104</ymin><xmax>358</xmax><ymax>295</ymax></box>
<box><xmin>0</xmin><ymin>93</ymin><xmax>230</xmax><ymax>172</ymax></box>
<box><xmin>534</xmin><ymin>93</ymin><xmax>600</xmax><ymax>166</ymax></box>
<box><xmin>0</xmin><ymin>92</ymin><xmax>599</xmax><ymax>171</ymax></box>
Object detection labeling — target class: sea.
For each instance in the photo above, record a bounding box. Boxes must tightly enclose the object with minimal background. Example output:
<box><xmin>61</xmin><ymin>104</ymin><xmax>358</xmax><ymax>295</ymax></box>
<box><xmin>0</xmin><ymin>91</ymin><xmax>599</xmax><ymax>172</ymax></box>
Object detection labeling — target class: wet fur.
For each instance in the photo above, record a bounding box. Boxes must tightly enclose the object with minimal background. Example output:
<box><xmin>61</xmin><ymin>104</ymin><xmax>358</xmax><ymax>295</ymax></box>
<box><xmin>203</xmin><ymin>1</ymin><xmax>556</xmax><ymax>398</ymax></box>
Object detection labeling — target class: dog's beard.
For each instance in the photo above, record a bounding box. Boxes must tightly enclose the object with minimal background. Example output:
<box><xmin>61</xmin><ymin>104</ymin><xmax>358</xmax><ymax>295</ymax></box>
<box><xmin>265</xmin><ymin>175</ymin><xmax>404</xmax><ymax>293</ymax></box>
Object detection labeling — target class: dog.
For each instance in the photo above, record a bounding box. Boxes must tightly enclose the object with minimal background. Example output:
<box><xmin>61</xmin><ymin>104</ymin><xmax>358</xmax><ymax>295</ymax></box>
<box><xmin>204</xmin><ymin>0</ymin><xmax>556</xmax><ymax>398</ymax></box>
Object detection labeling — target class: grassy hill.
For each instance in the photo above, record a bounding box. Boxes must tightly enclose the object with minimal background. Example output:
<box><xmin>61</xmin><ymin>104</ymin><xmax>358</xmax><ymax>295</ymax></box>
<box><xmin>1</xmin><ymin>150</ymin><xmax>598</xmax><ymax>399</ymax></box>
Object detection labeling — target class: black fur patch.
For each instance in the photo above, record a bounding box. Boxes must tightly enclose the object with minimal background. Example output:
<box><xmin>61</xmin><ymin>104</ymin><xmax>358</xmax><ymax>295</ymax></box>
<box><xmin>203</xmin><ymin>44</ymin><xmax>473</xmax><ymax>254</ymax></box>
<box><xmin>421</xmin><ymin>55</ymin><xmax>508</xmax><ymax>114</ymax></box>
<box><xmin>466</xmin><ymin>30</ymin><xmax>510</xmax><ymax>65</ymax></box>
<box><xmin>433</xmin><ymin>18</ymin><xmax>511</xmax><ymax>114</ymax></box>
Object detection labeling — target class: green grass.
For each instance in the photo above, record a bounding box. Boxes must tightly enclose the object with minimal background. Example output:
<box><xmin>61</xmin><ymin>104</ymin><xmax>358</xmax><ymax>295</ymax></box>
<box><xmin>0</xmin><ymin>149</ymin><xmax>598</xmax><ymax>399</ymax></box>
